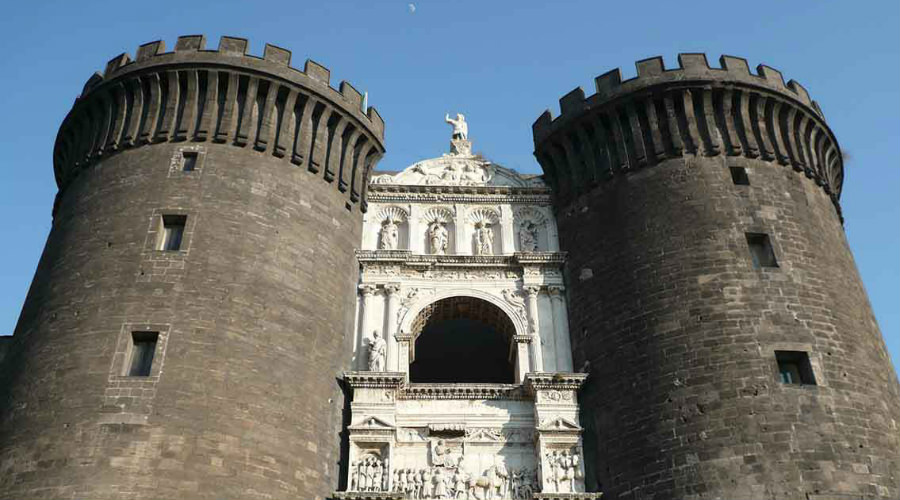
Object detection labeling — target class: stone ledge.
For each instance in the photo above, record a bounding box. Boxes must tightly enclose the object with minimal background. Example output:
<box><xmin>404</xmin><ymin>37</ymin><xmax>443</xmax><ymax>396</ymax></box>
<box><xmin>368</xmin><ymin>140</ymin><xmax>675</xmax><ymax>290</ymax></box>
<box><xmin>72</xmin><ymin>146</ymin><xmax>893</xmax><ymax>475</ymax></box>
<box><xmin>332</xmin><ymin>492</ymin><xmax>407</xmax><ymax>500</ymax></box>
<box><xmin>399</xmin><ymin>383</ymin><xmax>529</xmax><ymax>401</ymax></box>
<box><xmin>356</xmin><ymin>251</ymin><xmax>567</xmax><ymax>268</ymax></box>
<box><xmin>533</xmin><ymin>493</ymin><xmax>602</xmax><ymax>500</ymax></box>
<box><xmin>526</xmin><ymin>373</ymin><xmax>589</xmax><ymax>392</ymax></box>
<box><xmin>345</xmin><ymin>371</ymin><xmax>406</xmax><ymax>389</ymax></box>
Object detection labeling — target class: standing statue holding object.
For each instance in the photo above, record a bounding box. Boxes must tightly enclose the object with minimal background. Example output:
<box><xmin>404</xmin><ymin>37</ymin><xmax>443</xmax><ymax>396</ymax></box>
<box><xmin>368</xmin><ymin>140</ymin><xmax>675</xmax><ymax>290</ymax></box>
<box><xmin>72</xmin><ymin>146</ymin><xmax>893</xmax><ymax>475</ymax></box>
<box><xmin>367</xmin><ymin>330</ymin><xmax>386</xmax><ymax>371</ymax></box>
<box><xmin>475</xmin><ymin>223</ymin><xmax>494</xmax><ymax>256</ymax></box>
<box><xmin>445</xmin><ymin>113</ymin><xmax>468</xmax><ymax>140</ymax></box>
<box><xmin>380</xmin><ymin>217</ymin><xmax>400</xmax><ymax>250</ymax></box>
<box><xmin>429</xmin><ymin>222</ymin><xmax>449</xmax><ymax>255</ymax></box>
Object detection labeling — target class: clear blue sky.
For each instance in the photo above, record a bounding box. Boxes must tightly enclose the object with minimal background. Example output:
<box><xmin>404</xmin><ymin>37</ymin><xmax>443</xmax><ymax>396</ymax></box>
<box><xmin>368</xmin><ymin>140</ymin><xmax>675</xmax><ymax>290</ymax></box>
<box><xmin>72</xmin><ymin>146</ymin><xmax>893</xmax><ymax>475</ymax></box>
<box><xmin>1</xmin><ymin>0</ymin><xmax>897</xmax><ymax>376</ymax></box>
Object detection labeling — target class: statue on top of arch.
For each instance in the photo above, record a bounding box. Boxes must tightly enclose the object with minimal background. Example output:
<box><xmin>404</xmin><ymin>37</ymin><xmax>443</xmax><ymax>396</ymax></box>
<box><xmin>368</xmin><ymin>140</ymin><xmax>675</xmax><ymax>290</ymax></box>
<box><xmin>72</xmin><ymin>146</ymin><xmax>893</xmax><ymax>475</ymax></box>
<box><xmin>370</xmin><ymin>114</ymin><xmax>551</xmax><ymax>187</ymax></box>
<box><xmin>446</xmin><ymin>112</ymin><xmax>473</xmax><ymax>157</ymax></box>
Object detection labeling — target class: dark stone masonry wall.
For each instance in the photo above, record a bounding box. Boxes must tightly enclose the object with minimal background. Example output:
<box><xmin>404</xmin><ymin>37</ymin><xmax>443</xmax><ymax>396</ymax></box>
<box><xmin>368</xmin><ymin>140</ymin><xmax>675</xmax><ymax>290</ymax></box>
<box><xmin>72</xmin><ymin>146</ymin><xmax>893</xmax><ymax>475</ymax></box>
<box><xmin>535</xmin><ymin>55</ymin><xmax>900</xmax><ymax>499</ymax></box>
<box><xmin>0</xmin><ymin>36</ymin><xmax>384</xmax><ymax>500</ymax></box>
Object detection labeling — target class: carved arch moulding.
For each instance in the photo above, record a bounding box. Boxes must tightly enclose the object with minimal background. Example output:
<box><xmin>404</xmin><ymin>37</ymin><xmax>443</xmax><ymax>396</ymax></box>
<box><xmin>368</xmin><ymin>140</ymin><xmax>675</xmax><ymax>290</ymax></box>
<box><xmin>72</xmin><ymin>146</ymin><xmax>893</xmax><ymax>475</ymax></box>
<box><xmin>374</xmin><ymin>205</ymin><xmax>410</xmax><ymax>223</ymax></box>
<box><xmin>420</xmin><ymin>206</ymin><xmax>455</xmax><ymax>224</ymax></box>
<box><xmin>514</xmin><ymin>206</ymin><xmax>549</xmax><ymax>226</ymax></box>
<box><xmin>396</xmin><ymin>288</ymin><xmax>529</xmax><ymax>344</ymax></box>
<box><xmin>467</xmin><ymin>206</ymin><xmax>501</xmax><ymax>225</ymax></box>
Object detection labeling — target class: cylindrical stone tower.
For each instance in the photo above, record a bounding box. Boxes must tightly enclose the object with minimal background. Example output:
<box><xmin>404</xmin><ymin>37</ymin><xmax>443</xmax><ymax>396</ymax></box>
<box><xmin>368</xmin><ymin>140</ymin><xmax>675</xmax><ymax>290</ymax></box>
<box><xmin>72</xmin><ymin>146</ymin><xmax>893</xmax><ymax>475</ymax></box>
<box><xmin>533</xmin><ymin>54</ymin><xmax>900</xmax><ymax>499</ymax></box>
<box><xmin>0</xmin><ymin>35</ymin><xmax>384</xmax><ymax>500</ymax></box>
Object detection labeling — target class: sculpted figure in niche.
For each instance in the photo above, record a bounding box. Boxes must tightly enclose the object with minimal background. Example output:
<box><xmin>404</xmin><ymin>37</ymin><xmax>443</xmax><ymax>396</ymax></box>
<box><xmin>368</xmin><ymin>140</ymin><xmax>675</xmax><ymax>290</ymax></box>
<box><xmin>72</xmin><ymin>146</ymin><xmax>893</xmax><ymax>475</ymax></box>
<box><xmin>380</xmin><ymin>217</ymin><xmax>400</xmax><ymax>250</ymax></box>
<box><xmin>543</xmin><ymin>449</ymin><xmax>581</xmax><ymax>493</ymax></box>
<box><xmin>518</xmin><ymin>221</ymin><xmax>539</xmax><ymax>252</ymax></box>
<box><xmin>429</xmin><ymin>222</ymin><xmax>449</xmax><ymax>255</ymax></box>
<box><xmin>353</xmin><ymin>455</ymin><xmax>385</xmax><ymax>492</ymax></box>
<box><xmin>445</xmin><ymin>113</ymin><xmax>468</xmax><ymax>140</ymax></box>
<box><xmin>367</xmin><ymin>330</ymin><xmax>386</xmax><ymax>371</ymax></box>
<box><xmin>474</xmin><ymin>223</ymin><xmax>494</xmax><ymax>255</ymax></box>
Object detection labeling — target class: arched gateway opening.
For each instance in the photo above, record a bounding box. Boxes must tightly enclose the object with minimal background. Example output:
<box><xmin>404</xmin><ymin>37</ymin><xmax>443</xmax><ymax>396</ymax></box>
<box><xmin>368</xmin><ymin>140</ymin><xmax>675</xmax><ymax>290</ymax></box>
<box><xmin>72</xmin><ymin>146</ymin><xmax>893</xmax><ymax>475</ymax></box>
<box><xmin>408</xmin><ymin>296</ymin><xmax>516</xmax><ymax>383</ymax></box>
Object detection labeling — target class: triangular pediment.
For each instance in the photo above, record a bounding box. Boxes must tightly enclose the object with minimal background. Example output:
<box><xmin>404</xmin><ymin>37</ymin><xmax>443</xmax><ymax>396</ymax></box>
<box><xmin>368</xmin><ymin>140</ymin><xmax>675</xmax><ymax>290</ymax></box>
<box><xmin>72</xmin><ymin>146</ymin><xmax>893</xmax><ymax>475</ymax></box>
<box><xmin>349</xmin><ymin>416</ymin><xmax>395</xmax><ymax>430</ymax></box>
<box><xmin>538</xmin><ymin>416</ymin><xmax>581</xmax><ymax>431</ymax></box>
<box><xmin>372</xmin><ymin>155</ymin><xmax>544</xmax><ymax>188</ymax></box>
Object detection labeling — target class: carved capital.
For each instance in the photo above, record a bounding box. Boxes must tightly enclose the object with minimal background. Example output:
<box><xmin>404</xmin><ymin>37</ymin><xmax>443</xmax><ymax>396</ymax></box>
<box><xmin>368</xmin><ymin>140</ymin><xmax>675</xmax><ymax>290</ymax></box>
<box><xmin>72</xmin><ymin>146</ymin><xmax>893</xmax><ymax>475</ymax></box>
<box><xmin>394</xmin><ymin>332</ymin><xmax>413</xmax><ymax>343</ymax></box>
<box><xmin>384</xmin><ymin>284</ymin><xmax>401</xmax><ymax>296</ymax></box>
<box><xmin>524</xmin><ymin>286</ymin><xmax>541</xmax><ymax>297</ymax></box>
<box><xmin>359</xmin><ymin>284</ymin><xmax>377</xmax><ymax>297</ymax></box>
<box><xmin>548</xmin><ymin>285</ymin><xmax>565</xmax><ymax>298</ymax></box>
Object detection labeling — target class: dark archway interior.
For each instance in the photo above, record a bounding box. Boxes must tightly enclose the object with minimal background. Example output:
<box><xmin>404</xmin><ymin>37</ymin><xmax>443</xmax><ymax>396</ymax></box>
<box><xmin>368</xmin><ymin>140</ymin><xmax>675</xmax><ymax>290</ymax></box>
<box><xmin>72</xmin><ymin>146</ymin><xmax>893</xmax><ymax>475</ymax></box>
<box><xmin>408</xmin><ymin>296</ymin><xmax>515</xmax><ymax>384</ymax></box>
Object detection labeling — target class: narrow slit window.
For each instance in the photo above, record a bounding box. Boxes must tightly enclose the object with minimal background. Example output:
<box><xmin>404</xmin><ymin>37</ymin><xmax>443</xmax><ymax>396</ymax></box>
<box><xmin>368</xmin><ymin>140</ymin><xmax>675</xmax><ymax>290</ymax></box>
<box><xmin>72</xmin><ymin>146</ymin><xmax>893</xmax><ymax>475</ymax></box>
<box><xmin>730</xmin><ymin>166</ymin><xmax>750</xmax><ymax>185</ymax></box>
<box><xmin>158</xmin><ymin>215</ymin><xmax>187</xmax><ymax>251</ymax></box>
<box><xmin>127</xmin><ymin>331</ymin><xmax>159</xmax><ymax>377</ymax></box>
<box><xmin>775</xmin><ymin>350</ymin><xmax>816</xmax><ymax>385</ymax></box>
<box><xmin>746</xmin><ymin>232</ymin><xmax>777</xmax><ymax>268</ymax></box>
<box><xmin>182</xmin><ymin>151</ymin><xmax>198</xmax><ymax>172</ymax></box>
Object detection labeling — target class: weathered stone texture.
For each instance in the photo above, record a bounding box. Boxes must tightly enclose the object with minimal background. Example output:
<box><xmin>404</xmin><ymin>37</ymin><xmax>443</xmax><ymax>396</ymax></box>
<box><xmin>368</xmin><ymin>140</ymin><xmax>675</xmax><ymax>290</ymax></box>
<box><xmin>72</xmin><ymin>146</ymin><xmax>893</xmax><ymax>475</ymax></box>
<box><xmin>0</xmin><ymin>36</ymin><xmax>384</xmax><ymax>500</ymax></box>
<box><xmin>534</xmin><ymin>56</ymin><xmax>900</xmax><ymax>499</ymax></box>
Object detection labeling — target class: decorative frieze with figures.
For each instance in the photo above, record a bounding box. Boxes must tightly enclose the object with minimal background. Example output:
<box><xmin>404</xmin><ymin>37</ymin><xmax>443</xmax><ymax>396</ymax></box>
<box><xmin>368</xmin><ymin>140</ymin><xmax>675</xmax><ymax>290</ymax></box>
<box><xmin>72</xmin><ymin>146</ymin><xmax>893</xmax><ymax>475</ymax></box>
<box><xmin>337</xmin><ymin>117</ymin><xmax>599</xmax><ymax>500</ymax></box>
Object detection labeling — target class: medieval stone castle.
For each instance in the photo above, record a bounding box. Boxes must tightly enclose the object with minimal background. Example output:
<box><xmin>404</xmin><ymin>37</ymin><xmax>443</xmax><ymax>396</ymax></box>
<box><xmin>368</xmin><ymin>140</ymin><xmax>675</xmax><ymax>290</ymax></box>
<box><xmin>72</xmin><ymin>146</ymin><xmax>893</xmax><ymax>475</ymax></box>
<box><xmin>0</xmin><ymin>34</ymin><xmax>898</xmax><ymax>500</ymax></box>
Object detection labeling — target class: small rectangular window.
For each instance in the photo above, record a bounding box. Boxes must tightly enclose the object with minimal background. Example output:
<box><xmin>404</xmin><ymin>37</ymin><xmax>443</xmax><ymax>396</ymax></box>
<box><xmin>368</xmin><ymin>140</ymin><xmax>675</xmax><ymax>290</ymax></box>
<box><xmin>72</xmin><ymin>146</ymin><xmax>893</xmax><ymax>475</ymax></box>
<box><xmin>182</xmin><ymin>151</ymin><xmax>198</xmax><ymax>172</ymax></box>
<box><xmin>775</xmin><ymin>350</ymin><xmax>816</xmax><ymax>385</ymax></box>
<box><xmin>127</xmin><ymin>331</ymin><xmax>159</xmax><ymax>377</ymax></box>
<box><xmin>746</xmin><ymin>232</ymin><xmax>778</xmax><ymax>268</ymax></box>
<box><xmin>730</xmin><ymin>166</ymin><xmax>750</xmax><ymax>185</ymax></box>
<box><xmin>158</xmin><ymin>215</ymin><xmax>187</xmax><ymax>251</ymax></box>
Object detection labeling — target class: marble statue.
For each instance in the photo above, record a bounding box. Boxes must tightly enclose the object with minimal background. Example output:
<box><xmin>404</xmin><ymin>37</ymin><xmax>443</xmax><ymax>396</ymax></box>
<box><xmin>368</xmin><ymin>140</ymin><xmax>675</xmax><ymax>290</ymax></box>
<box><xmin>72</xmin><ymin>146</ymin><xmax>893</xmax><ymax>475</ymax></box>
<box><xmin>380</xmin><ymin>217</ymin><xmax>399</xmax><ymax>250</ymax></box>
<box><xmin>445</xmin><ymin>113</ymin><xmax>468</xmax><ymax>141</ymax></box>
<box><xmin>475</xmin><ymin>224</ymin><xmax>493</xmax><ymax>255</ymax></box>
<box><xmin>462</xmin><ymin>162</ymin><xmax>488</xmax><ymax>183</ymax></box>
<box><xmin>429</xmin><ymin>439</ymin><xmax>462</xmax><ymax>468</ymax></box>
<box><xmin>518</xmin><ymin>221</ymin><xmax>538</xmax><ymax>252</ymax></box>
<box><xmin>367</xmin><ymin>330</ymin><xmax>386</xmax><ymax>371</ymax></box>
<box><xmin>544</xmin><ymin>449</ymin><xmax>581</xmax><ymax>493</ymax></box>
<box><xmin>453</xmin><ymin>469</ymin><xmax>467</xmax><ymax>498</ymax></box>
<box><xmin>352</xmin><ymin>455</ymin><xmax>386</xmax><ymax>492</ymax></box>
<box><xmin>422</xmin><ymin>468</ymin><xmax>434</xmax><ymax>498</ymax></box>
<box><xmin>429</xmin><ymin>222</ymin><xmax>449</xmax><ymax>255</ymax></box>
<box><xmin>432</xmin><ymin>467</ymin><xmax>448</xmax><ymax>498</ymax></box>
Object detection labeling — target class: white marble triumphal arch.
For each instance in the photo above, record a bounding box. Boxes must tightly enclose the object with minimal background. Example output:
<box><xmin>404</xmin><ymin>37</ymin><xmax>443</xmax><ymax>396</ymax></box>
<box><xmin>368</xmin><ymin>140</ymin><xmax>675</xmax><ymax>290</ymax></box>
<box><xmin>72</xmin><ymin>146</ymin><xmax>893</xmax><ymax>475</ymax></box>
<box><xmin>337</xmin><ymin>116</ymin><xmax>598</xmax><ymax>500</ymax></box>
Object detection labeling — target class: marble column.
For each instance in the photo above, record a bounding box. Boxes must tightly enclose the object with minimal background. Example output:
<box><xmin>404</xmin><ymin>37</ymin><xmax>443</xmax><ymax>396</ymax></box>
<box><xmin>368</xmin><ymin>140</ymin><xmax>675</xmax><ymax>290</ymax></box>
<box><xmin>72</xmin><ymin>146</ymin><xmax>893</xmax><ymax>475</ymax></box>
<box><xmin>395</xmin><ymin>333</ymin><xmax>413</xmax><ymax>377</ymax></box>
<box><xmin>408</xmin><ymin>205</ymin><xmax>423</xmax><ymax>253</ymax></box>
<box><xmin>524</xmin><ymin>286</ymin><xmax>544</xmax><ymax>372</ymax></box>
<box><xmin>500</xmin><ymin>204</ymin><xmax>516</xmax><ymax>254</ymax></box>
<box><xmin>549</xmin><ymin>285</ymin><xmax>574</xmax><ymax>372</ymax></box>
<box><xmin>384</xmin><ymin>284</ymin><xmax>401</xmax><ymax>371</ymax></box>
<box><xmin>358</xmin><ymin>284</ymin><xmax>377</xmax><ymax>370</ymax></box>
<box><xmin>454</xmin><ymin>205</ymin><xmax>467</xmax><ymax>255</ymax></box>
<box><xmin>513</xmin><ymin>334</ymin><xmax>533</xmax><ymax>383</ymax></box>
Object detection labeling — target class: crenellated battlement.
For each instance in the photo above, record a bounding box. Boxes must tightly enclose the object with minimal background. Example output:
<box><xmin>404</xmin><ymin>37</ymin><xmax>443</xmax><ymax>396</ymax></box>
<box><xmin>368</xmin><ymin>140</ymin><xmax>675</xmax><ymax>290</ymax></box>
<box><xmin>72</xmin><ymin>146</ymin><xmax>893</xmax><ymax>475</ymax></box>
<box><xmin>534</xmin><ymin>54</ymin><xmax>821</xmax><ymax>136</ymax></box>
<box><xmin>82</xmin><ymin>35</ymin><xmax>384</xmax><ymax>135</ymax></box>
<box><xmin>532</xmin><ymin>54</ymin><xmax>844</xmax><ymax>214</ymax></box>
<box><xmin>54</xmin><ymin>35</ymin><xmax>386</xmax><ymax>211</ymax></box>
